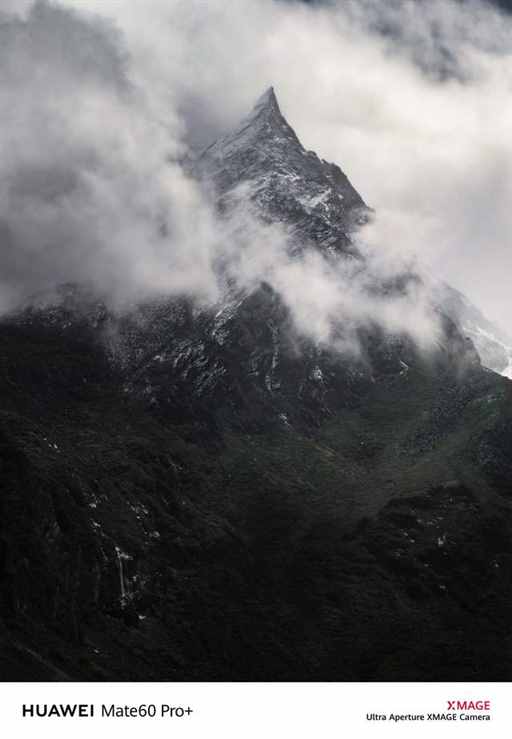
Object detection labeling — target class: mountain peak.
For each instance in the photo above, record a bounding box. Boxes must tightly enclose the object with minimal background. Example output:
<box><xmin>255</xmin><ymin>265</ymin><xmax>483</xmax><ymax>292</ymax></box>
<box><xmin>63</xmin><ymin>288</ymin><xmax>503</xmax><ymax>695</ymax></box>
<box><xmin>227</xmin><ymin>85</ymin><xmax>295</xmax><ymax>145</ymax></box>
<box><xmin>251</xmin><ymin>86</ymin><xmax>280</xmax><ymax>115</ymax></box>
<box><xmin>196</xmin><ymin>86</ymin><xmax>368</xmax><ymax>255</ymax></box>
<box><xmin>199</xmin><ymin>86</ymin><xmax>298</xmax><ymax>163</ymax></box>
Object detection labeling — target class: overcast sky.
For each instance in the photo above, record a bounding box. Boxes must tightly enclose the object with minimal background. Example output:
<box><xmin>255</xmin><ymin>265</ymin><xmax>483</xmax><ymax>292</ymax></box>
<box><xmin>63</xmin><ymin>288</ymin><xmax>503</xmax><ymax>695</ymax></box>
<box><xmin>0</xmin><ymin>0</ymin><xmax>511</xmax><ymax>340</ymax></box>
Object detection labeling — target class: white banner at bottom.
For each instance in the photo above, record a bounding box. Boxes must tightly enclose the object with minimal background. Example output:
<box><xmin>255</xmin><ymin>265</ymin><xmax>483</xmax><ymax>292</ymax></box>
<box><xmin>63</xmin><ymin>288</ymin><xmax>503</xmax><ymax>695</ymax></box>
<box><xmin>0</xmin><ymin>682</ymin><xmax>506</xmax><ymax>738</ymax></box>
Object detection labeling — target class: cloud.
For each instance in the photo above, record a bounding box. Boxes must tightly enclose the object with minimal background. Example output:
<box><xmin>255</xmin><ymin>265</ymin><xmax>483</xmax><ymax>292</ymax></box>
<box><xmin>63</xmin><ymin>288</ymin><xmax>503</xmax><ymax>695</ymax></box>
<box><xmin>0</xmin><ymin>0</ymin><xmax>509</xmax><ymax>352</ymax></box>
<box><xmin>211</xmin><ymin>200</ymin><xmax>440</xmax><ymax>354</ymax></box>
<box><xmin>62</xmin><ymin>0</ymin><xmax>512</xmax><ymax>333</ymax></box>
<box><xmin>0</xmin><ymin>1</ymin><xmax>226</xmax><ymax>311</ymax></box>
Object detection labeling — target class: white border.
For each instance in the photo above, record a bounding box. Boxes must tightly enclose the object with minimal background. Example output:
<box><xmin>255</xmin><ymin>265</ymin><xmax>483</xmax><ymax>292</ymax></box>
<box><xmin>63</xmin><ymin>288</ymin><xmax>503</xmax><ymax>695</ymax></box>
<box><xmin>0</xmin><ymin>682</ymin><xmax>506</xmax><ymax>738</ymax></box>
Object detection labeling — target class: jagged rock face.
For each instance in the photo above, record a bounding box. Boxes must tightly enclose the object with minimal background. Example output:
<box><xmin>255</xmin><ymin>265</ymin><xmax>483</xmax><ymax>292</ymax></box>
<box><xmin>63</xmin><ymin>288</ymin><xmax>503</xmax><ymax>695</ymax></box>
<box><xmin>195</xmin><ymin>88</ymin><xmax>511</xmax><ymax>380</ymax></box>
<box><xmin>13</xmin><ymin>285</ymin><xmax>379</xmax><ymax>431</ymax></box>
<box><xmin>196</xmin><ymin>88</ymin><xmax>369</xmax><ymax>257</ymax></box>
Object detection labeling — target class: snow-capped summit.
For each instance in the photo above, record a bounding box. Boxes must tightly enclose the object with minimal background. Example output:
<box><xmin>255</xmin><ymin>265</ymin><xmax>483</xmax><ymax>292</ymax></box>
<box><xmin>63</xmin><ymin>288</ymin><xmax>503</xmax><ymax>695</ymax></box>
<box><xmin>251</xmin><ymin>85</ymin><xmax>280</xmax><ymax>111</ymax></box>
<box><xmin>196</xmin><ymin>87</ymin><xmax>370</xmax><ymax>256</ymax></box>
<box><xmin>200</xmin><ymin>86</ymin><xmax>300</xmax><ymax>163</ymax></box>
<box><xmin>196</xmin><ymin>87</ymin><xmax>512</xmax><ymax>378</ymax></box>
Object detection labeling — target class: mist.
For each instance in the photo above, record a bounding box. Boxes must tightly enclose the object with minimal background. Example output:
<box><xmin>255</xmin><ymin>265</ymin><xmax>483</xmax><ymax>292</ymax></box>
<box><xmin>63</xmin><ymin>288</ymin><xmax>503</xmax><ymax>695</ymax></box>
<box><xmin>0</xmin><ymin>0</ymin><xmax>510</xmax><ymax>350</ymax></box>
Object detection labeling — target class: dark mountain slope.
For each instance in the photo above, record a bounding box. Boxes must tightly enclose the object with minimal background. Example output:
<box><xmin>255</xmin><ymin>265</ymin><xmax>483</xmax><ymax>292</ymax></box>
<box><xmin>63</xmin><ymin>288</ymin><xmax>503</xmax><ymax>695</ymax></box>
<box><xmin>0</xmin><ymin>92</ymin><xmax>512</xmax><ymax>681</ymax></box>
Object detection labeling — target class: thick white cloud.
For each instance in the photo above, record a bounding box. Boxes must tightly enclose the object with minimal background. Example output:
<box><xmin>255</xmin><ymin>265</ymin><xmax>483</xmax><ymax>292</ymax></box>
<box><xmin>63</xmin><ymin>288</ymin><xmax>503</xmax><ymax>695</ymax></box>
<box><xmin>0</xmin><ymin>0</ymin><xmax>510</xmax><ymax>348</ymax></box>
<box><xmin>0</xmin><ymin>0</ymin><xmax>222</xmax><ymax>309</ymax></box>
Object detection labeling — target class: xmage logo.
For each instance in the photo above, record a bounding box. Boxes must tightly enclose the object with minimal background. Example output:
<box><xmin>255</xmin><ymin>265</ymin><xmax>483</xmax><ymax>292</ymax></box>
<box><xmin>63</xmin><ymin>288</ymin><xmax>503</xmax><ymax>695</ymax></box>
<box><xmin>446</xmin><ymin>701</ymin><xmax>490</xmax><ymax>711</ymax></box>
